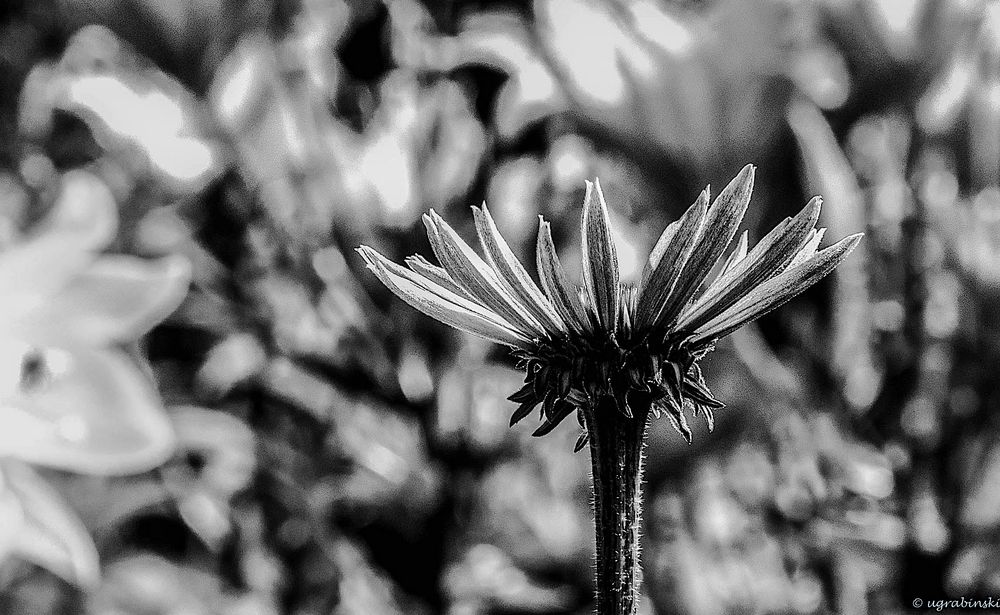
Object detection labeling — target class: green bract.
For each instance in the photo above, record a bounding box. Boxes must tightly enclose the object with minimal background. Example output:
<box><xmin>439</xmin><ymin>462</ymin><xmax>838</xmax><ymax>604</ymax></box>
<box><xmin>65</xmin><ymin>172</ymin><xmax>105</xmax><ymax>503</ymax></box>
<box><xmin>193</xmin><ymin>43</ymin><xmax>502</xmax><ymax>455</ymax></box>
<box><xmin>359</xmin><ymin>165</ymin><xmax>862</xmax><ymax>445</ymax></box>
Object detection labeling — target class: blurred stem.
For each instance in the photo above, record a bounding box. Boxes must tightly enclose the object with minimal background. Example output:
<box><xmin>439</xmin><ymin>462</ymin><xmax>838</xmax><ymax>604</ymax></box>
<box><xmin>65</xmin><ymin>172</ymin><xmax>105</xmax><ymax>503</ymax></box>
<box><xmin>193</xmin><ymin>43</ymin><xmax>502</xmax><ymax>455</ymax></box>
<box><xmin>584</xmin><ymin>396</ymin><xmax>650</xmax><ymax>615</ymax></box>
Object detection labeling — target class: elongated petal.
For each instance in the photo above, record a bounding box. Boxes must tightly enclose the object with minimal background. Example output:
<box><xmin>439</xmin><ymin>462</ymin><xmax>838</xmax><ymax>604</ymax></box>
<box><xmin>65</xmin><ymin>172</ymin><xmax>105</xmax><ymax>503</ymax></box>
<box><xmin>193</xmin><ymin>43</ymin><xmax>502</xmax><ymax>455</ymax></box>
<box><xmin>0</xmin><ymin>347</ymin><xmax>175</xmax><ymax>476</ymax></box>
<box><xmin>424</xmin><ymin>212</ymin><xmax>548</xmax><ymax>337</ymax></box>
<box><xmin>580</xmin><ymin>179</ymin><xmax>619</xmax><ymax>331</ymax></box>
<box><xmin>678</xmin><ymin>196</ymin><xmax>822</xmax><ymax>332</ymax></box>
<box><xmin>789</xmin><ymin>228</ymin><xmax>826</xmax><ymax>268</ymax></box>
<box><xmin>2</xmin><ymin>461</ymin><xmax>100</xmax><ymax>588</ymax></box>
<box><xmin>473</xmin><ymin>204</ymin><xmax>566</xmax><ymax>334</ymax></box>
<box><xmin>690</xmin><ymin>233</ymin><xmax>863</xmax><ymax>344</ymax></box>
<box><xmin>536</xmin><ymin>218</ymin><xmax>591</xmax><ymax>333</ymax></box>
<box><xmin>652</xmin><ymin>165</ymin><xmax>754</xmax><ymax>329</ymax></box>
<box><xmin>720</xmin><ymin>230</ymin><xmax>749</xmax><ymax>276</ymax></box>
<box><xmin>640</xmin><ymin>218</ymin><xmax>680</xmax><ymax>287</ymax></box>
<box><xmin>636</xmin><ymin>189</ymin><xmax>708</xmax><ymax>329</ymax></box>
<box><xmin>12</xmin><ymin>254</ymin><xmax>191</xmax><ymax>347</ymax></box>
<box><xmin>358</xmin><ymin>246</ymin><xmax>529</xmax><ymax>347</ymax></box>
<box><xmin>405</xmin><ymin>255</ymin><xmax>474</xmax><ymax>300</ymax></box>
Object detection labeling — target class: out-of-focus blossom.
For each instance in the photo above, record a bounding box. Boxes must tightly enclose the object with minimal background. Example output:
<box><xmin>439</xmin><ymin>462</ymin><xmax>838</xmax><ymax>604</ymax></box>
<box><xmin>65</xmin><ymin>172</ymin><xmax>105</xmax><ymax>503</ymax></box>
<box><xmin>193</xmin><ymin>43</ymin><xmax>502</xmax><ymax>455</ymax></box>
<box><xmin>0</xmin><ymin>171</ymin><xmax>190</xmax><ymax>586</ymax></box>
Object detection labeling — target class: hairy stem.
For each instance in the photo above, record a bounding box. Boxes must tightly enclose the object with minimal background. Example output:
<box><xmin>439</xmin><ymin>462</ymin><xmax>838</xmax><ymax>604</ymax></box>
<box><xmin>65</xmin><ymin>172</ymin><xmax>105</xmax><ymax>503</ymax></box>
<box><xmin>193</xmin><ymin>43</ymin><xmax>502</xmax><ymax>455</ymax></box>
<box><xmin>584</xmin><ymin>396</ymin><xmax>651</xmax><ymax>615</ymax></box>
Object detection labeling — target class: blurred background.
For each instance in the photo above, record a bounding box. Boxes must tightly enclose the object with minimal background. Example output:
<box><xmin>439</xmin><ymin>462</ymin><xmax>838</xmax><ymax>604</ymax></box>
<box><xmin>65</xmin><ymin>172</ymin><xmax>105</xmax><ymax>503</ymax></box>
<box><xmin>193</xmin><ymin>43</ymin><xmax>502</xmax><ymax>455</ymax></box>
<box><xmin>0</xmin><ymin>0</ymin><xmax>998</xmax><ymax>613</ymax></box>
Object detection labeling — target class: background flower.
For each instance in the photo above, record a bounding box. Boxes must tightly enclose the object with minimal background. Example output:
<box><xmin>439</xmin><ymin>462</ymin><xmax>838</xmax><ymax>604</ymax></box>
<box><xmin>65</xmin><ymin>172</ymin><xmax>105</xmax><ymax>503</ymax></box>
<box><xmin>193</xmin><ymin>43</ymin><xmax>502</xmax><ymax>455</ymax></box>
<box><xmin>0</xmin><ymin>169</ymin><xmax>189</xmax><ymax>588</ymax></box>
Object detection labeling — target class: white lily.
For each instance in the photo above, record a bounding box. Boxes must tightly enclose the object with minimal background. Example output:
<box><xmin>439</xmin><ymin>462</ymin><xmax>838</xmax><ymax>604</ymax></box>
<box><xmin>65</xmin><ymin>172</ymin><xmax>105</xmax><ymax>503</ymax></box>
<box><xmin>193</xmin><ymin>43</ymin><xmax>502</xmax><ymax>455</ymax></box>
<box><xmin>0</xmin><ymin>171</ymin><xmax>191</xmax><ymax>587</ymax></box>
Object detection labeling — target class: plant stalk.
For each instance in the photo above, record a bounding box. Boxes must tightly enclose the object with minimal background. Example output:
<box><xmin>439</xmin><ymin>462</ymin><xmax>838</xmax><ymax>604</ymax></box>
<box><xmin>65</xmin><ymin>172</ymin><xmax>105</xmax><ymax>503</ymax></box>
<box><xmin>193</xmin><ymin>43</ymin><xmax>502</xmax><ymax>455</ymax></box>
<box><xmin>584</xmin><ymin>396</ymin><xmax>651</xmax><ymax>615</ymax></box>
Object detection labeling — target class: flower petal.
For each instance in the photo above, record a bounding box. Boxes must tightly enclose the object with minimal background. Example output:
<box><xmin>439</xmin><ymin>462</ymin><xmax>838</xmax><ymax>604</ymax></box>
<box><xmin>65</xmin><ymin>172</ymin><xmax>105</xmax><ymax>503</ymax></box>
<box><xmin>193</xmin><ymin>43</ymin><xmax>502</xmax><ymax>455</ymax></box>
<box><xmin>0</xmin><ymin>171</ymin><xmax>117</xmax><ymax>323</ymax></box>
<box><xmin>678</xmin><ymin>196</ymin><xmax>822</xmax><ymax>332</ymax></box>
<box><xmin>0</xmin><ymin>347</ymin><xmax>176</xmax><ymax>475</ymax></box>
<box><xmin>788</xmin><ymin>227</ymin><xmax>827</xmax><ymax>268</ymax></box>
<box><xmin>653</xmin><ymin>164</ymin><xmax>754</xmax><ymax>329</ymax></box>
<box><xmin>405</xmin><ymin>255</ymin><xmax>475</xmax><ymax>301</ymax></box>
<box><xmin>358</xmin><ymin>246</ymin><xmax>530</xmax><ymax>348</ymax></box>
<box><xmin>690</xmin><ymin>233</ymin><xmax>863</xmax><ymax>344</ymax></box>
<box><xmin>424</xmin><ymin>211</ymin><xmax>547</xmax><ymax>337</ymax></box>
<box><xmin>1</xmin><ymin>460</ymin><xmax>100</xmax><ymax>588</ymax></box>
<box><xmin>12</xmin><ymin>254</ymin><xmax>191</xmax><ymax>346</ymax></box>
<box><xmin>636</xmin><ymin>189</ymin><xmax>708</xmax><ymax>329</ymax></box>
<box><xmin>473</xmin><ymin>204</ymin><xmax>566</xmax><ymax>334</ymax></box>
<box><xmin>580</xmin><ymin>179</ymin><xmax>619</xmax><ymax>331</ymax></box>
<box><xmin>720</xmin><ymin>230</ymin><xmax>749</xmax><ymax>276</ymax></box>
<box><xmin>536</xmin><ymin>218</ymin><xmax>591</xmax><ymax>333</ymax></box>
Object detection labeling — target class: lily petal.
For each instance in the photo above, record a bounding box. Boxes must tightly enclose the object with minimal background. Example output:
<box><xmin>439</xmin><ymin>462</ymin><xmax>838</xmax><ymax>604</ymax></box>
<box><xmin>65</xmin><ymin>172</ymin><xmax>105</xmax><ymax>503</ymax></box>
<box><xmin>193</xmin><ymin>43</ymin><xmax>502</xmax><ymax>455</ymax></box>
<box><xmin>580</xmin><ymin>179</ymin><xmax>619</xmax><ymax>330</ymax></box>
<box><xmin>0</xmin><ymin>171</ymin><xmax>118</xmax><ymax>323</ymax></box>
<box><xmin>0</xmin><ymin>347</ymin><xmax>176</xmax><ymax>476</ymax></box>
<box><xmin>13</xmin><ymin>254</ymin><xmax>191</xmax><ymax>347</ymax></box>
<box><xmin>690</xmin><ymin>233</ymin><xmax>863</xmax><ymax>344</ymax></box>
<box><xmin>1</xmin><ymin>460</ymin><xmax>100</xmax><ymax>588</ymax></box>
<box><xmin>473</xmin><ymin>204</ymin><xmax>566</xmax><ymax>334</ymax></box>
<box><xmin>358</xmin><ymin>246</ymin><xmax>530</xmax><ymax>348</ymax></box>
<box><xmin>536</xmin><ymin>218</ymin><xmax>591</xmax><ymax>333</ymax></box>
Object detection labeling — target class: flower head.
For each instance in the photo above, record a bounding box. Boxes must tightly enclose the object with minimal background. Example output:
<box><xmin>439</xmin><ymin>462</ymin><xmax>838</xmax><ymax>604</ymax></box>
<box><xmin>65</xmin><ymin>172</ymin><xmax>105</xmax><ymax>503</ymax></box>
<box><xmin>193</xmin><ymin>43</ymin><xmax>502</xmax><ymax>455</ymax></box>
<box><xmin>358</xmin><ymin>165</ymin><xmax>861</xmax><ymax>446</ymax></box>
<box><xmin>0</xmin><ymin>171</ymin><xmax>191</xmax><ymax>587</ymax></box>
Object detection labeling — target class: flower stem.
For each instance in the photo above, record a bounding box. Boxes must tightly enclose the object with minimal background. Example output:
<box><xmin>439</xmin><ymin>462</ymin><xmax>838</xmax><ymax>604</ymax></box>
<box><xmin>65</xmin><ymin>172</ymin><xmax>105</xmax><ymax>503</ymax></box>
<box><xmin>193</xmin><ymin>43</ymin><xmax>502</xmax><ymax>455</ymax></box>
<box><xmin>584</xmin><ymin>396</ymin><xmax>651</xmax><ymax>615</ymax></box>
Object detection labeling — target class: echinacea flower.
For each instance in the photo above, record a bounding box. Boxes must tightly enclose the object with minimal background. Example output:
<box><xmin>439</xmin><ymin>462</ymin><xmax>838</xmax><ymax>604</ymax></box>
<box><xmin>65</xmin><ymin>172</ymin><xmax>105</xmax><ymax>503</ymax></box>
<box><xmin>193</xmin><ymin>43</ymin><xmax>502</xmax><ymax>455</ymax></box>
<box><xmin>360</xmin><ymin>164</ymin><xmax>861</xmax><ymax>615</ymax></box>
<box><xmin>0</xmin><ymin>171</ymin><xmax>191</xmax><ymax>587</ymax></box>
<box><xmin>358</xmin><ymin>165</ymin><xmax>861</xmax><ymax>446</ymax></box>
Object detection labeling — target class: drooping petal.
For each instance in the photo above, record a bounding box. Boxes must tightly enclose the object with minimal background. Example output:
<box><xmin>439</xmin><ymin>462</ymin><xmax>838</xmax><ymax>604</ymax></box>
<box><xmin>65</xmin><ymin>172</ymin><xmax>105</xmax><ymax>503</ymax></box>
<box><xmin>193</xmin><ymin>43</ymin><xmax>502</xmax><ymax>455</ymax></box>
<box><xmin>12</xmin><ymin>254</ymin><xmax>191</xmax><ymax>347</ymax></box>
<box><xmin>690</xmin><ymin>233</ymin><xmax>863</xmax><ymax>344</ymax></box>
<box><xmin>636</xmin><ymin>189</ymin><xmax>708</xmax><ymax>329</ymax></box>
<box><xmin>358</xmin><ymin>246</ymin><xmax>530</xmax><ymax>347</ymax></box>
<box><xmin>580</xmin><ymin>179</ymin><xmax>619</xmax><ymax>331</ymax></box>
<box><xmin>0</xmin><ymin>347</ymin><xmax>176</xmax><ymax>476</ymax></box>
<box><xmin>473</xmin><ymin>204</ymin><xmax>566</xmax><ymax>334</ymax></box>
<box><xmin>1</xmin><ymin>460</ymin><xmax>100</xmax><ymax>588</ymax></box>
<box><xmin>678</xmin><ymin>196</ymin><xmax>822</xmax><ymax>332</ymax></box>
<box><xmin>536</xmin><ymin>218</ymin><xmax>591</xmax><ymax>333</ymax></box>
<box><xmin>405</xmin><ymin>255</ymin><xmax>475</xmax><ymax>300</ymax></box>
<box><xmin>651</xmin><ymin>165</ymin><xmax>754</xmax><ymax>330</ymax></box>
<box><xmin>424</xmin><ymin>211</ymin><xmax>549</xmax><ymax>337</ymax></box>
